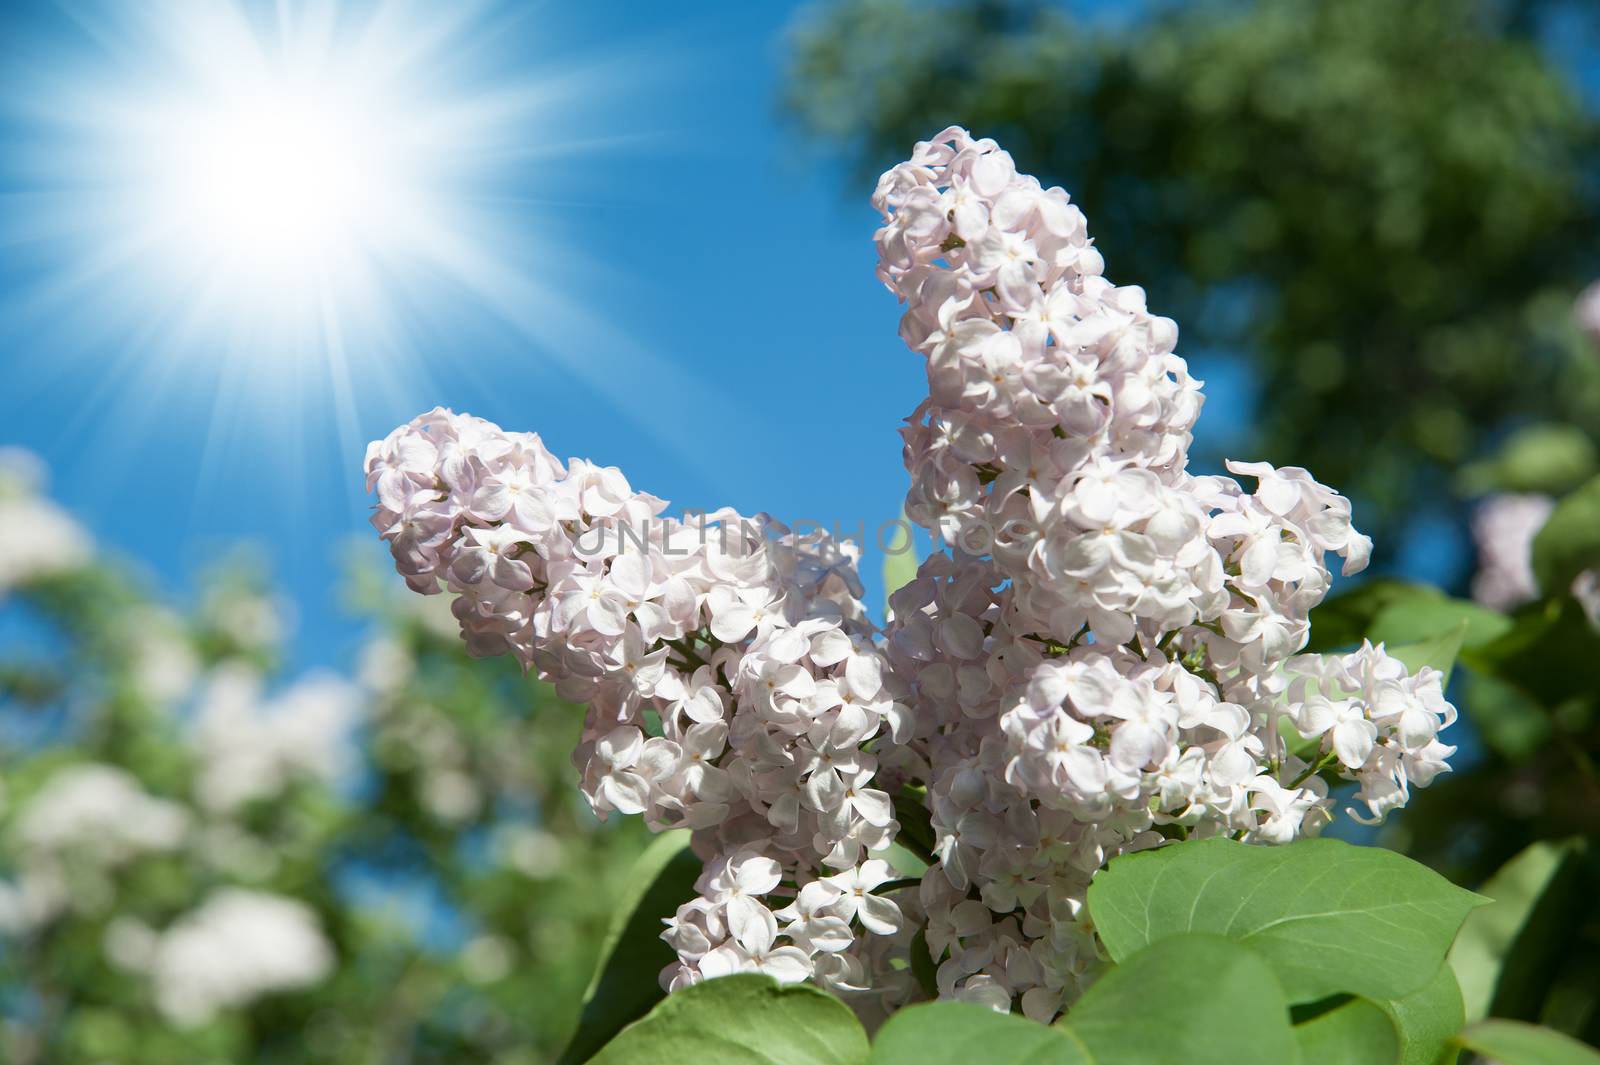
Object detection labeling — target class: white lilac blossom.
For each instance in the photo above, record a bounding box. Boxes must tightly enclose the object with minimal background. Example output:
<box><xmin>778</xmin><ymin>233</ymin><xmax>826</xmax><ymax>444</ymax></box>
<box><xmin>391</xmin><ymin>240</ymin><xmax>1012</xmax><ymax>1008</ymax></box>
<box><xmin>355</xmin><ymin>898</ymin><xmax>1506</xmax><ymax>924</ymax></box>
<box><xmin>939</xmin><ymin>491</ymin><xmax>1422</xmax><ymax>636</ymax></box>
<box><xmin>120</xmin><ymin>606</ymin><xmax>203</xmax><ymax>706</ymax></box>
<box><xmin>1468</xmin><ymin>491</ymin><xmax>1599</xmax><ymax>628</ymax></box>
<box><xmin>0</xmin><ymin>764</ymin><xmax>190</xmax><ymax>932</ymax></box>
<box><xmin>1576</xmin><ymin>280</ymin><xmax>1600</xmax><ymax>347</ymax></box>
<box><xmin>365</xmin><ymin>128</ymin><xmax>1458</xmax><ymax>1019</ymax></box>
<box><xmin>189</xmin><ymin>665</ymin><xmax>364</xmax><ymax>812</ymax></box>
<box><xmin>365</xmin><ymin>408</ymin><xmax>909</xmax><ymax>995</ymax></box>
<box><xmin>867</xmin><ymin>128</ymin><xmax>1449</xmax><ymax>1016</ymax></box>
<box><xmin>0</xmin><ymin>449</ymin><xmax>91</xmax><ymax>595</ymax></box>
<box><xmin>15</xmin><ymin>763</ymin><xmax>189</xmax><ymax>857</ymax></box>
<box><xmin>1573</xmin><ymin>570</ymin><xmax>1600</xmax><ymax>632</ymax></box>
<box><xmin>1470</xmin><ymin>493</ymin><xmax>1556</xmax><ymax>610</ymax></box>
<box><xmin>198</xmin><ymin>579</ymin><xmax>291</xmax><ymax>655</ymax></box>
<box><xmin>125</xmin><ymin>889</ymin><xmax>334</xmax><ymax>1026</ymax></box>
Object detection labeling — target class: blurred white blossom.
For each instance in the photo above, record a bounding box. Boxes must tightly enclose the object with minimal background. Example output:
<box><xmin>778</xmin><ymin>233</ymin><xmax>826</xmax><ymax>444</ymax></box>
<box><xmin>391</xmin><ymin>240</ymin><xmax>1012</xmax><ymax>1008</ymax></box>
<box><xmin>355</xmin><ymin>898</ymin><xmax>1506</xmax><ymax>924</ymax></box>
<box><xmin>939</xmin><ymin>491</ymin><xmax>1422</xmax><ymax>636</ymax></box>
<box><xmin>122</xmin><ymin>606</ymin><xmax>202</xmax><ymax>705</ymax></box>
<box><xmin>1573</xmin><ymin>570</ymin><xmax>1600</xmax><ymax>631</ymax></box>
<box><xmin>199</xmin><ymin>577</ymin><xmax>291</xmax><ymax>655</ymax></box>
<box><xmin>190</xmin><ymin>665</ymin><xmax>364</xmax><ymax>812</ymax></box>
<box><xmin>17</xmin><ymin>763</ymin><xmax>188</xmax><ymax>856</ymax></box>
<box><xmin>1575</xmin><ymin>280</ymin><xmax>1600</xmax><ymax>346</ymax></box>
<box><xmin>460</xmin><ymin>933</ymin><xmax>515</xmax><ymax>984</ymax></box>
<box><xmin>494</xmin><ymin>824</ymin><xmax>564</xmax><ymax>878</ymax></box>
<box><xmin>421</xmin><ymin>768</ymin><xmax>482</xmax><ymax>823</ymax></box>
<box><xmin>136</xmin><ymin>889</ymin><xmax>334</xmax><ymax>1026</ymax></box>
<box><xmin>0</xmin><ymin>764</ymin><xmax>190</xmax><ymax>931</ymax></box>
<box><xmin>1470</xmin><ymin>493</ymin><xmax>1555</xmax><ymax>609</ymax></box>
<box><xmin>0</xmin><ymin>449</ymin><xmax>90</xmax><ymax>595</ymax></box>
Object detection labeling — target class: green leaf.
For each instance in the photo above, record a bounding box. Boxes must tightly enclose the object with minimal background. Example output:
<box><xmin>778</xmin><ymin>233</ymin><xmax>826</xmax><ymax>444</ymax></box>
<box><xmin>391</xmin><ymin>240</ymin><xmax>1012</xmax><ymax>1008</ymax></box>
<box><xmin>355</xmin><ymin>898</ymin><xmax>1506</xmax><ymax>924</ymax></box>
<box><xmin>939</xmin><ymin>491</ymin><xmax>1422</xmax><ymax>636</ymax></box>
<box><xmin>1306</xmin><ymin>581</ymin><xmax>1508</xmax><ymax>689</ymax></box>
<box><xmin>1378</xmin><ymin>962</ymin><xmax>1465</xmax><ymax>1065</ymax></box>
<box><xmin>907</xmin><ymin>930</ymin><xmax>939</xmax><ymax>1001</ymax></box>
<box><xmin>1387</xmin><ymin>619</ymin><xmax>1468</xmax><ymax>688</ymax></box>
<box><xmin>1060</xmin><ymin>933</ymin><xmax>1301</xmax><ymax>1065</ymax></box>
<box><xmin>883</xmin><ymin>841</ymin><xmax>930</xmax><ymax>878</ymax></box>
<box><xmin>1449</xmin><ymin>839</ymin><xmax>1589</xmax><ymax>1025</ymax></box>
<box><xmin>1305</xmin><ymin>580</ymin><xmax>1437</xmax><ymax>653</ymax></box>
<box><xmin>891</xmin><ymin>785</ymin><xmax>936</xmax><ymax>865</ymax></box>
<box><xmin>882</xmin><ymin>509</ymin><xmax>919</xmax><ymax>615</ymax></box>
<box><xmin>1087</xmin><ymin>837</ymin><xmax>1486</xmax><ymax>1004</ymax></box>
<box><xmin>560</xmin><ymin>831</ymin><xmax>701</xmax><ymax>1065</ymax></box>
<box><xmin>1532</xmin><ymin>474</ymin><xmax>1600</xmax><ymax>597</ymax></box>
<box><xmin>1368</xmin><ymin>596</ymin><xmax>1512</xmax><ymax>654</ymax></box>
<box><xmin>1459</xmin><ymin>672</ymin><xmax>1553</xmax><ymax>762</ymax></box>
<box><xmin>871</xmin><ymin>1001</ymin><xmax>1085</xmax><ymax>1065</ymax></box>
<box><xmin>1468</xmin><ymin>597</ymin><xmax>1600</xmax><ymax>708</ymax></box>
<box><xmin>587</xmin><ymin>974</ymin><xmax>869</xmax><ymax>1065</ymax></box>
<box><xmin>1457</xmin><ymin>424</ymin><xmax>1598</xmax><ymax>497</ymax></box>
<box><xmin>1454</xmin><ymin>1020</ymin><xmax>1600</xmax><ymax>1065</ymax></box>
<box><xmin>1293</xmin><ymin>997</ymin><xmax>1401</xmax><ymax>1065</ymax></box>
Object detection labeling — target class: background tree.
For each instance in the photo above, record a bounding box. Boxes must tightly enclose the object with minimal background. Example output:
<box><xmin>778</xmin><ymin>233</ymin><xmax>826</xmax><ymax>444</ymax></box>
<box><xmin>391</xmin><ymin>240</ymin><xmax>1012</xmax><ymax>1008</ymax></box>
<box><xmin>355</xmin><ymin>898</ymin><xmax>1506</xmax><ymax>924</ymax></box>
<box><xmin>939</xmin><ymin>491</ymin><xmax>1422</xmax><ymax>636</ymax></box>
<box><xmin>0</xmin><ymin>455</ymin><xmax>647</xmax><ymax>1064</ymax></box>
<box><xmin>786</xmin><ymin>0</ymin><xmax>1600</xmax><ymax>560</ymax></box>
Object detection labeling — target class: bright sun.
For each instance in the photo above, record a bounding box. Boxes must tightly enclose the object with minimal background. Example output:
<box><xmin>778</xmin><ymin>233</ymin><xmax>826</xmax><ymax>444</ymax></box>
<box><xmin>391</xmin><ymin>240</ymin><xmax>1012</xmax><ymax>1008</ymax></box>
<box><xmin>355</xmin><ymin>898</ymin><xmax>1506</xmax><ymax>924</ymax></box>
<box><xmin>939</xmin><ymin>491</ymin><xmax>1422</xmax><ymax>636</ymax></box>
<box><xmin>3</xmin><ymin>1</ymin><xmax>703</xmax><ymax>481</ymax></box>
<box><xmin>121</xmin><ymin>10</ymin><xmax>449</xmax><ymax>331</ymax></box>
<box><xmin>8</xmin><ymin>1</ymin><xmax>609</xmax><ymax>395</ymax></box>
<box><xmin>173</xmin><ymin>89</ymin><xmax>377</xmax><ymax>273</ymax></box>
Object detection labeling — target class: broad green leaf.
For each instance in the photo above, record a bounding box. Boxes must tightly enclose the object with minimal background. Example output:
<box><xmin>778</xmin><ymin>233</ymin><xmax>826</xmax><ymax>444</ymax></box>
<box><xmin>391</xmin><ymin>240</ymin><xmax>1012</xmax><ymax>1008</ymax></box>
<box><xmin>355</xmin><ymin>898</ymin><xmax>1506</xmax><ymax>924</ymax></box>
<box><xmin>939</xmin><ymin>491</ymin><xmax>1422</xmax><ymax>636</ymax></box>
<box><xmin>1305</xmin><ymin>580</ymin><xmax>1436</xmax><ymax>653</ymax></box>
<box><xmin>1454</xmin><ymin>1020</ymin><xmax>1600</xmax><ymax>1065</ymax></box>
<box><xmin>1387</xmin><ymin>619</ymin><xmax>1468</xmax><ymax>688</ymax></box>
<box><xmin>1368</xmin><ymin>596</ymin><xmax>1511</xmax><ymax>654</ymax></box>
<box><xmin>891</xmin><ymin>785</ymin><xmax>936</xmax><ymax>864</ymax></box>
<box><xmin>883</xmin><ymin>841</ymin><xmax>930</xmax><ymax>878</ymax></box>
<box><xmin>587</xmin><ymin>973</ymin><xmax>869</xmax><ymax>1065</ymax></box>
<box><xmin>560</xmin><ymin>831</ymin><xmax>700</xmax><ymax>1065</ymax></box>
<box><xmin>1293</xmin><ymin>997</ymin><xmax>1400</xmax><ymax>1065</ymax></box>
<box><xmin>882</xmin><ymin>510</ymin><xmax>918</xmax><ymax>615</ymax></box>
<box><xmin>871</xmin><ymin>1001</ymin><xmax>1085</xmax><ymax>1065</ymax></box>
<box><xmin>1531</xmin><ymin>474</ymin><xmax>1600</xmax><ymax>597</ymax></box>
<box><xmin>1449</xmin><ymin>839</ymin><xmax>1588</xmax><ymax>1025</ymax></box>
<box><xmin>1470</xmin><ymin>597</ymin><xmax>1600</xmax><ymax>709</ymax></box>
<box><xmin>1378</xmin><ymin>961</ymin><xmax>1465</xmax><ymax>1065</ymax></box>
<box><xmin>1456</xmin><ymin>424</ymin><xmax>1598</xmax><ymax>497</ymax></box>
<box><xmin>907</xmin><ymin>929</ymin><xmax>938</xmax><ymax>1001</ymax></box>
<box><xmin>1087</xmin><ymin>837</ymin><xmax>1485</xmax><ymax>1004</ymax></box>
<box><xmin>1460</xmin><ymin>672</ymin><xmax>1552</xmax><ymax>762</ymax></box>
<box><xmin>1061</xmin><ymin>933</ymin><xmax>1300</xmax><ymax>1065</ymax></box>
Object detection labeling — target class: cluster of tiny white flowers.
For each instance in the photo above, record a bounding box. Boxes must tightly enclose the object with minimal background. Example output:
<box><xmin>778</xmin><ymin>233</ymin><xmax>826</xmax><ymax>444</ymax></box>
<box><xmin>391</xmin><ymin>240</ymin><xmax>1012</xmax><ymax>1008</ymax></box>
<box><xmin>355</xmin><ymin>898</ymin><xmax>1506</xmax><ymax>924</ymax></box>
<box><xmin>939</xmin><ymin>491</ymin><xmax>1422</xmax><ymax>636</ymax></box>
<box><xmin>189</xmin><ymin>665</ymin><xmax>364</xmax><ymax>812</ymax></box>
<box><xmin>1284</xmin><ymin>642</ymin><xmax>1456</xmax><ymax>824</ymax></box>
<box><xmin>0</xmin><ymin>449</ymin><xmax>90</xmax><ymax>596</ymax></box>
<box><xmin>366</xmin><ymin>409</ymin><xmax>913</xmax><ymax>994</ymax></box>
<box><xmin>1576</xmin><ymin>280</ymin><xmax>1600</xmax><ymax>347</ymax></box>
<box><xmin>1470</xmin><ymin>491</ymin><xmax>1600</xmax><ymax>631</ymax></box>
<box><xmin>366</xmin><ymin>129</ymin><xmax>1460</xmax><ymax>1018</ymax></box>
<box><xmin>120</xmin><ymin>606</ymin><xmax>203</xmax><ymax>705</ymax></box>
<box><xmin>1470</xmin><ymin>493</ymin><xmax>1556</xmax><ymax>610</ymax></box>
<box><xmin>870</xmin><ymin>128</ymin><xmax>1454</xmax><ymax>1018</ymax></box>
<box><xmin>105</xmin><ymin>888</ymin><xmax>334</xmax><ymax>1027</ymax></box>
<box><xmin>0</xmin><ymin>764</ymin><xmax>189</xmax><ymax>932</ymax></box>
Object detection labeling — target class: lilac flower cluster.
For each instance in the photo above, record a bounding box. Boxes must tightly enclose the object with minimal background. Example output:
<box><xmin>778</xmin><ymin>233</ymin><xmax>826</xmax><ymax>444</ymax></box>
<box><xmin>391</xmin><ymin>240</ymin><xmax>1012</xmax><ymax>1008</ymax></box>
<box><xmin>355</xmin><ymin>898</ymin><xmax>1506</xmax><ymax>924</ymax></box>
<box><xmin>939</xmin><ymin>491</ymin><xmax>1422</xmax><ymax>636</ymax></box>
<box><xmin>873</xmin><ymin>128</ymin><xmax>1452</xmax><ymax>1016</ymax></box>
<box><xmin>367</xmin><ymin>408</ymin><xmax>912</xmax><ymax>994</ymax></box>
<box><xmin>365</xmin><ymin>129</ymin><xmax>1457</xmax><ymax>1019</ymax></box>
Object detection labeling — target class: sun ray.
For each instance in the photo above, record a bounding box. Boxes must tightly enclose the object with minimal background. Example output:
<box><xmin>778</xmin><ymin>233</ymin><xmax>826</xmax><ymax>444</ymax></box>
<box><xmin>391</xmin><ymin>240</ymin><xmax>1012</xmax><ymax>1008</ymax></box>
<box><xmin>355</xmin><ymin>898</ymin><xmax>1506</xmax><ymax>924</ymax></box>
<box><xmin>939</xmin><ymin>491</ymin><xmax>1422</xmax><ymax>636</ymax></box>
<box><xmin>0</xmin><ymin>0</ymin><xmax>734</xmax><ymax>500</ymax></box>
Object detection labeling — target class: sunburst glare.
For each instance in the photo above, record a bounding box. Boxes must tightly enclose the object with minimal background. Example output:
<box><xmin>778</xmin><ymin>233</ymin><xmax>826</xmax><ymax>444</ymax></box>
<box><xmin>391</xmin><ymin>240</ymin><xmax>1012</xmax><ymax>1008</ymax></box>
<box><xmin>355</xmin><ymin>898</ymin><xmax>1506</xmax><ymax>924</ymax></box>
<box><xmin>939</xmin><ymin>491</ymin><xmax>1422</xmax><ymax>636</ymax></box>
<box><xmin>0</xmin><ymin>0</ymin><xmax>691</xmax><ymax>484</ymax></box>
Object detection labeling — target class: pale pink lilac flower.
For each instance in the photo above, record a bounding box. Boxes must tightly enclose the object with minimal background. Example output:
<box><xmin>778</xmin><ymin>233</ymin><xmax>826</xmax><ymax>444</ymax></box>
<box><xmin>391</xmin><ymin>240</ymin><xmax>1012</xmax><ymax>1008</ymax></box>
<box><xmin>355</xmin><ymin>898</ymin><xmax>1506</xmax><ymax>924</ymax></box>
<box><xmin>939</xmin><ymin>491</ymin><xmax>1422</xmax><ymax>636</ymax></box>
<box><xmin>365</xmin><ymin>128</ymin><xmax>1457</xmax><ymax>1020</ymax></box>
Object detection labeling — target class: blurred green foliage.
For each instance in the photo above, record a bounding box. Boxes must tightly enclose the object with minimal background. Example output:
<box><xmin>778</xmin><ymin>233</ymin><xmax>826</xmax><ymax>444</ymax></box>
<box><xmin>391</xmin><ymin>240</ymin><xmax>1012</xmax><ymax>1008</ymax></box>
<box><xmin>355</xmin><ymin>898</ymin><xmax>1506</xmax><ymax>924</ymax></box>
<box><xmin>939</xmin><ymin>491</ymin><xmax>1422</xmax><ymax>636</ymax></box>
<box><xmin>0</xmin><ymin>517</ymin><xmax>647</xmax><ymax>1062</ymax></box>
<box><xmin>1299</xmin><ymin>510</ymin><xmax>1600</xmax><ymax>1044</ymax></box>
<box><xmin>786</xmin><ymin>0</ymin><xmax>1600</xmax><ymax>547</ymax></box>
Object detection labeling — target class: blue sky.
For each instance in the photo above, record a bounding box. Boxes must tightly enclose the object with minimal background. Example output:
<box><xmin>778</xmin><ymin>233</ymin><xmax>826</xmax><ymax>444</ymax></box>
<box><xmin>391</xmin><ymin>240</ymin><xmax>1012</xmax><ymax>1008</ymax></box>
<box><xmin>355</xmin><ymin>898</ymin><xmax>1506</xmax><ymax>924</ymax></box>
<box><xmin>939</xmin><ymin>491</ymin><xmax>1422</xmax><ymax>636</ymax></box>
<box><xmin>0</xmin><ymin>0</ymin><xmax>916</xmax><ymax>667</ymax></box>
<box><xmin>0</xmin><ymin>0</ymin><xmax>1282</xmax><ymax>673</ymax></box>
